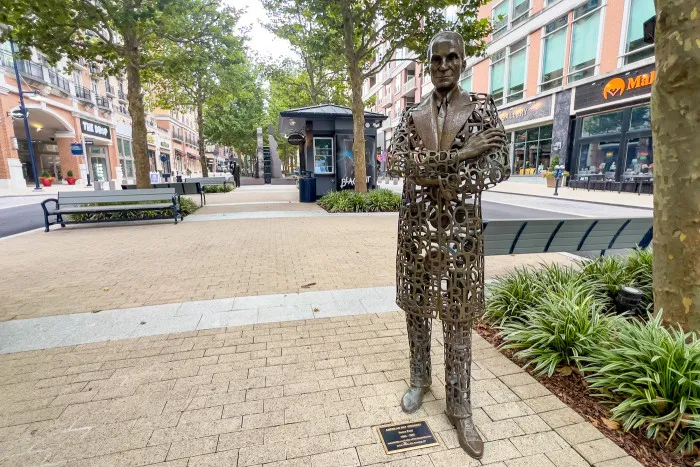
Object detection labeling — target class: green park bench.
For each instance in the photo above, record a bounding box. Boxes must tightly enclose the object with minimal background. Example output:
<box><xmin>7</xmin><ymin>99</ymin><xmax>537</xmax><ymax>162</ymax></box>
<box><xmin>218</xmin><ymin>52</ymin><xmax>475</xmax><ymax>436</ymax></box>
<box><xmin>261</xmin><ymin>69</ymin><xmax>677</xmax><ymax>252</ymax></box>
<box><xmin>482</xmin><ymin>217</ymin><xmax>653</xmax><ymax>256</ymax></box>
<box><xmin>40</xmin><ymin>188</ymin><xmax>181</xmax><ymax>232</ymax></box>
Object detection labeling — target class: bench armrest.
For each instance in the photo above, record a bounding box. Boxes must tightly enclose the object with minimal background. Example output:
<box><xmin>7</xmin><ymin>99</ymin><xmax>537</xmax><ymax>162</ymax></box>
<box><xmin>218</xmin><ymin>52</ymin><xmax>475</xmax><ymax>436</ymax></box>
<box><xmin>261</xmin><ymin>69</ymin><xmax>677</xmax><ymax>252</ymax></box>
<box><xmin>40</xmin><ymin>198</ymin><xmax>58</xmax><ymax>214</ymax></box>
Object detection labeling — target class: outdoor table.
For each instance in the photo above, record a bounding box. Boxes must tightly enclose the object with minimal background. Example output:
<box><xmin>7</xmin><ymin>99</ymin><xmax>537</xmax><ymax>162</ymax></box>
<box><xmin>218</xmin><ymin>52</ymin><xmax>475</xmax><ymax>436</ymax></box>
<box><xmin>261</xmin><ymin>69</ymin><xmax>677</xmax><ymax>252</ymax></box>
<box><xmin>621</xmin><ymin>175</ymin><xmax>653</xmax><ymax>195</ymax></box>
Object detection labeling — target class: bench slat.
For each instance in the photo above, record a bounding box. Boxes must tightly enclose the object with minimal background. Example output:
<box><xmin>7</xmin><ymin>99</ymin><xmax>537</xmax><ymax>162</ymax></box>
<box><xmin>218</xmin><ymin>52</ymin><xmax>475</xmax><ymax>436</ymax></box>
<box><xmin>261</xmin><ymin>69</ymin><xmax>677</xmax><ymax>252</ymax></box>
<box><xmin>53</xmin><ymin>203</ymin><xmax>174</xmax><ymax>214</ymax></box>
<box><xmin>58</xmin><ymin>189</ymin><xmax>176</xmax><ymax>205</ymax></box>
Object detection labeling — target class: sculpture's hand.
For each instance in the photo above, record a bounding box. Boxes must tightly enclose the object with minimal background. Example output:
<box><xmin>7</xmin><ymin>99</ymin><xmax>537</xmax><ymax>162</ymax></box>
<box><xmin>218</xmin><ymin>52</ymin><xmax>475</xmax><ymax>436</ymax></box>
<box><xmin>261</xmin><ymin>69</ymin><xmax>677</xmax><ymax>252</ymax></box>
<box><xmin>458</xmin><ymin>128</ymin><xmax>507</xmax><ymax>162</ymax></box>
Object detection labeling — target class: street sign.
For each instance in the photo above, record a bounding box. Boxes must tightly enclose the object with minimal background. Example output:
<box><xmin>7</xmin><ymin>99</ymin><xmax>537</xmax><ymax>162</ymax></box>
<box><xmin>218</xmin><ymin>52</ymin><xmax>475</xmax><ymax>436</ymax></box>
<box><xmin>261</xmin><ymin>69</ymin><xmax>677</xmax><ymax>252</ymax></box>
<box><xmin>287</xmin><ymin>133</ymin><xmax>304</xmax><ymax>145</ymax></box>
<box><xmin>70</xmin><ymin>142</ymin><xmax>83</xmax><ymax>155</ymax></box>
<box><xmin>160</xmin><ymin>154</ymin><xmax>167</xmax><ymax>162</ymax></box>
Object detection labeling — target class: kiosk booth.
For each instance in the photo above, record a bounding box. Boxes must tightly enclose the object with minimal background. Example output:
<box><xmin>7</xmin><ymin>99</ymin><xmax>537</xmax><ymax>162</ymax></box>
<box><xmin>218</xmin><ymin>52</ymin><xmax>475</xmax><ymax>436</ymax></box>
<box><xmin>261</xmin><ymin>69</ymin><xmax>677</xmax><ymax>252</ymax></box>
<box><xmin>278</xmin><ymin>104</ymin><xmax>387</xmax><ymax>198</ymax></box>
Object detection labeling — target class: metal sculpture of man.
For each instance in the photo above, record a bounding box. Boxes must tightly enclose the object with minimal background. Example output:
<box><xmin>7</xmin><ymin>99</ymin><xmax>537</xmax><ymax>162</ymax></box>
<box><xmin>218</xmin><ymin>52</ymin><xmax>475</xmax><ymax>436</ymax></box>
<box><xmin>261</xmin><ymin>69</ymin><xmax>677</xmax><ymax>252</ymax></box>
<box><xmin>388</xmin><ymin>31</ymin><xmax>509</xmax><ymax>459</ymax></box>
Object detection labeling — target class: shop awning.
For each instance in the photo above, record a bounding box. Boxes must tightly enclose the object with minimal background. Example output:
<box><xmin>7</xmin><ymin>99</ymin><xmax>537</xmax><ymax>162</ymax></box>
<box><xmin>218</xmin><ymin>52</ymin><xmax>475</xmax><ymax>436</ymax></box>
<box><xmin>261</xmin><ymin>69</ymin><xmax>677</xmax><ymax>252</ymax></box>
<box><xmin>187</xmin><ymin>152</ymin><xmax>199</xmax><ymax>159</ymax></box>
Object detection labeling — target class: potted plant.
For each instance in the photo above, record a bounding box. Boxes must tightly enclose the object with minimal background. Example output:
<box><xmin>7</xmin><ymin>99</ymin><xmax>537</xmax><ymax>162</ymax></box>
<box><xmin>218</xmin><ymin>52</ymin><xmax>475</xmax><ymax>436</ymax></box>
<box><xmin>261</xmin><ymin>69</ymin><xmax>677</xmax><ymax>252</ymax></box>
<box><xmin>39</xmin><ymin>171</ymin><xmax>55</xmax><ymax>187</ymax></box>
<box><xmin>65</xmin><ymin>170</ymin><xmax>76</xmax><ymax>185</ymax></box>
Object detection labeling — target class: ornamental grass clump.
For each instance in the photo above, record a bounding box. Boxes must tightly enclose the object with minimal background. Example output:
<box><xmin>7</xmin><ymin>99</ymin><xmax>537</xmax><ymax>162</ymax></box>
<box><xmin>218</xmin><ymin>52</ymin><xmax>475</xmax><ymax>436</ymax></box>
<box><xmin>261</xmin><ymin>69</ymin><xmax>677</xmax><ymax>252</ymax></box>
<box><xmin>625</xmin><ymin>247</ymin><xmax>654</xmax><ymax>311</ymax></box>
<box><xmin>484</xmin><ymin>267</ymin><xmax>541</xmax><ymax>326</ymax></box>
<box><xmin>577</xmin><ymin>255</ymin><xmax>636</xmax><ymax>310</ymax></box>
<box><xmin>318</xmin><ymin>189</ymin><xmax>401</xmax><ymax>213</ymax></box>
<box><xmin>582</xmin><ymin>312</ymin><xmax>700</xmax><ymax>455</ymax></box>
<box><xmin>499</xmin><ymin>285</ymin><xmax>618</xmax><ymax>377</ymax></box>
<box><xmin>365</xmin><ymin>188</ymin><xmax>402</xmax><ymax>211</ymax></box>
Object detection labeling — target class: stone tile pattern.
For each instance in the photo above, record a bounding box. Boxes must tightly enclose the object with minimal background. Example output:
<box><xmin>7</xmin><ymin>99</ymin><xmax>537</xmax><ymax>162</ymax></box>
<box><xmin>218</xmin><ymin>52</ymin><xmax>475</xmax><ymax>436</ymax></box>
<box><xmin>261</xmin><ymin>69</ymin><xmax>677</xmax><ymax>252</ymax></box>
<box><xmin>0</xmin><ymin>210</ymin><xmax>570</xmax><ymax>321</ymax></box>
<box><xmin>0</xmin><ymin>312</ymin><xmax>640</xmax><ymax>466</ymax></box>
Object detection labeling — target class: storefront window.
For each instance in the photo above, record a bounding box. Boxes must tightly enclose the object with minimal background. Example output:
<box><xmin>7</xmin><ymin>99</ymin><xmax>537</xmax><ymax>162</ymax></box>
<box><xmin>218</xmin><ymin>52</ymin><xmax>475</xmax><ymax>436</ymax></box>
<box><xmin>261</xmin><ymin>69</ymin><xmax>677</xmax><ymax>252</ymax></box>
<box><xmin>507</xmin><ymin>39</ymin><xmax>527</xmax><ymax>102</ymax></box>
<box><xmin>629</xmin><ymin>105</ymin><xmax>651</xmax><ymax>131</ymax></box>
<box><xmin>577</xmin><ymin>141</ymin><xmax>620</xmax><ymax>175</ymax></box>
<box><xmin>623</xmin><ymin>136</ymin><xmax>653</xmax><ymax>177</ymax></box>
<box><xmin>625</xmin><ymin>0</ymin><xmax>655</xmax><ymax>64</ymax></box>
<box><xmin>313</xmin><ymin>137</ymin><xmax>334</xmax><ymax>174</ymax></box>
<box><xmin>568</xmin><ymin>0</ymin><xmax>601</xmax><ymax>83</ymax></box>
<box><xmin>512</xmin><ymin>124</ymin><xmax>552</xmax><ymax>175</ymax></box>
<box><xmin>541</xmin><ymin>16</ymin><xmax>567</xmax><ymax>91</ymax></box>
<box><xmin>117</xmin><ymin>137</ymin><xmax>135</xmax><ymax>179</ymax></box>
<box><xmin>581</xmin><ymin>111</ymin><xmax>624</xmax><ymax>137</ymax></box>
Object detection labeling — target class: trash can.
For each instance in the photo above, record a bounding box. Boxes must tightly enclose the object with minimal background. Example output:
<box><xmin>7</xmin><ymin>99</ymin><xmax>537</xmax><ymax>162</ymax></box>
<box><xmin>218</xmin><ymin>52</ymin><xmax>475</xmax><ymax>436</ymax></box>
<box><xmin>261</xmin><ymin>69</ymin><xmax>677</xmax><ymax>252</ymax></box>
<box><xmin>299</xmin><ymin>173</ymin><xmax>316</xmax><ymax>203</ymax></box>
<box><xmin>176</xmin><ymin>175</ymin><xmax>183</xmax><ymax>182</ymax></box>
<box><xmin>264</xmin><ymin>173</ymin><xmax>272</xmax><ymax>184</ymax></box>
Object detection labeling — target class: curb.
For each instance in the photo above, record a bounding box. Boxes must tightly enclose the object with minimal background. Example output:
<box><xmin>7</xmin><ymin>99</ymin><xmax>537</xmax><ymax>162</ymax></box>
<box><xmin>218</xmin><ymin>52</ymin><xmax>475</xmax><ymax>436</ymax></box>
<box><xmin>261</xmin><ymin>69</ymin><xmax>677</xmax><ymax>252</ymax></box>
<box><xmin>489</xmin><ymin>189</ymin><xmax>654</xmax><ymax>211</ymax></box>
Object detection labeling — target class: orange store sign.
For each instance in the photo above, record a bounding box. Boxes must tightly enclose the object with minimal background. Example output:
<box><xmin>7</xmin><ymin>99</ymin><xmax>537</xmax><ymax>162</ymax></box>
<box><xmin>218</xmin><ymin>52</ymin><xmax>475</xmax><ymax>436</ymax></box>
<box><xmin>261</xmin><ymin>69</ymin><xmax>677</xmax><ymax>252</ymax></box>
<box><xmin>603</xmin><ymin>70</ymin><xmax>656</xmax><ymax>99</ymax></box>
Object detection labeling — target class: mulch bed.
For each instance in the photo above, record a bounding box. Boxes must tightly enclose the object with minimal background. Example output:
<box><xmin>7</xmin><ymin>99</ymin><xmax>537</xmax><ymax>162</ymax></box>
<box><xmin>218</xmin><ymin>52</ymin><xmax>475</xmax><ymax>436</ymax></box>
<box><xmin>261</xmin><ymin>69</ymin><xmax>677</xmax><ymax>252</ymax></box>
<box><xmin>474</xmin><ymin>321</ymin><xmax>697</xmax><ymax>467</ymax></box>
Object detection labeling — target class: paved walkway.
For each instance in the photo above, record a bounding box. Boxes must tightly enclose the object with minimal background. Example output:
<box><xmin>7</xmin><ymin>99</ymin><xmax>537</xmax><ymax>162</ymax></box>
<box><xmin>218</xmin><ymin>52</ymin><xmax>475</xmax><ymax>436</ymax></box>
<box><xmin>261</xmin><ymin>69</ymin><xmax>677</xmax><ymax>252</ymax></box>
<box><xmin>0</xmin><ymin>311</ymin><xmax>641</xmax><ymax>467</ymax></box>
<box><xmin>0</xmin><ymin>184</ymin><xmax>642</xmax><ymax>466</ymax></box>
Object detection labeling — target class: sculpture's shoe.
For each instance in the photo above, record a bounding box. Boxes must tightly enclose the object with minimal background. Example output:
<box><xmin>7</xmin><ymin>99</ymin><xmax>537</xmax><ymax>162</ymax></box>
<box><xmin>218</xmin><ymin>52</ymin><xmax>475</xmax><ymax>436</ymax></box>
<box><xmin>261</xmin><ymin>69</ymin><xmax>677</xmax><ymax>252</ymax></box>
<box><xmin>400</xmin><ymin>386</ymin><xmax>430</xmax><ymax>413</ymax></box>
<box><xmin>447</xmin><ymin>414</ymin><xmax>484</xmax><ymax>459</ymax></box>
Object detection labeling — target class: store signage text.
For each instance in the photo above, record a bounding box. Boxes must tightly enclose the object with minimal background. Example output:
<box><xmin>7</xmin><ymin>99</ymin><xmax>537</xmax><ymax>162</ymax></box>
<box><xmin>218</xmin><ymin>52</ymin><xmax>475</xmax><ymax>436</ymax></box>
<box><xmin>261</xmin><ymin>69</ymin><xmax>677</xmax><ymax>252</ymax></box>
<box><xmin>80</xmin><ymin>118</ymin><xmax>111</xmax><ymax>139</ymax></box>
<box><xmin>147</xmin><ymin>134</ymin><xmax>156</xmax><ymax>145</ymax></box>
<box><xmin>287</xmin><ymin>133</ymin><xmax>305</xmax><ymax>145</ymax></box>
<box><xmin>160</xmin><ymin>141</ymin><xmax>170</xmax><ymax>149</ymax></box>
<box><xmin>603</xmin><ymin>70</ymin><xmax>656</xmax><ymax>100</ymax></box>
<box><xmin>340</xmin><ymin>176</ymin><xmax>371</xmax><ymax>189</ymax></box>
<box><xmin>497</xmin><ymin>95</ymin><xmax>552</xmax><ymax>127</ymax></box>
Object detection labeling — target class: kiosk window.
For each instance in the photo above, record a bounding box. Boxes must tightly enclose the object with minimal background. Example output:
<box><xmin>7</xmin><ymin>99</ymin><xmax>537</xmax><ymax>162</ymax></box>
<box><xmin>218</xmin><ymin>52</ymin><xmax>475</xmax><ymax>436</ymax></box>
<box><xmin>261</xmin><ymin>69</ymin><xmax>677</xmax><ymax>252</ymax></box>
<box><xmin>313</xmin><ymin>137</ymin><xmax>334</xmax><ymax>174</ymax></box>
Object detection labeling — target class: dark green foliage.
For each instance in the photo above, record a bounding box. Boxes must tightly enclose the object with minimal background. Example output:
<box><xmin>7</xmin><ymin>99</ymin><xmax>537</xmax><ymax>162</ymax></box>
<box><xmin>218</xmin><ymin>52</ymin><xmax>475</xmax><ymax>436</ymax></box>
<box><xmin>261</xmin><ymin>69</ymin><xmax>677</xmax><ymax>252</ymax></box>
<box><xmin>318</xmin><ymin>189</ymin><xmax>401</xmax><ymax>213</ymax></box>
<box><xmin>67</xmin><ymin>197</ymin><xmax>198</xmax><ymax>222</ymax></box>
<box><xmin>582</xmin><ymin>313</ymin><xmax>700</xmax><ymax>455</ymax></box>
<box><xmin>203</xmin><ymin>184</ymin><xmax>234</xmax><ymax>193</ymax></box>
<box><xmin>626</xmin><ymin>248</ymin><xmax>654</xmax><ymax>312</ymax></box>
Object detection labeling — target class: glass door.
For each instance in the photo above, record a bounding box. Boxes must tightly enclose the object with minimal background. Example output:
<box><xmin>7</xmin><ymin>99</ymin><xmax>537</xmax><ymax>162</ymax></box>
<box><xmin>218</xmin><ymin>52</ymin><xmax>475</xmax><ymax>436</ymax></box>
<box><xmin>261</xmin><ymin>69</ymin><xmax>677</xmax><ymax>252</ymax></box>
<box><xmin>622</xmin><ymin>136</ymin><xmax>653</xmax><ymax>179</ymax></box>
<box><xmin>90</xmin><ymin>156</ymin><xmax>108</xmax><ymax>181</ymax></box>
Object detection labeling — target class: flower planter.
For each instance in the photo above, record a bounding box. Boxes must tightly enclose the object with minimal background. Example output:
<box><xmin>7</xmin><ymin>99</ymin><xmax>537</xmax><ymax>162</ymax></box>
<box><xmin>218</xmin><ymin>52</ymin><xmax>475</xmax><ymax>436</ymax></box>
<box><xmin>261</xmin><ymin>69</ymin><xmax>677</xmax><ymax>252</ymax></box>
<box><xmin>66</xmin><ymin>177</ymin><xmax>76</xmax><ymax>185</ymax></box>
<box><xmin>545</xmin><ymin>176</ymin><xmax>567</xmax><ymax>188</ymax></box>
<box><xmin>41</xmin><ymin>178</ymin><xmax>53</xmax><ymax>187</ymax></box>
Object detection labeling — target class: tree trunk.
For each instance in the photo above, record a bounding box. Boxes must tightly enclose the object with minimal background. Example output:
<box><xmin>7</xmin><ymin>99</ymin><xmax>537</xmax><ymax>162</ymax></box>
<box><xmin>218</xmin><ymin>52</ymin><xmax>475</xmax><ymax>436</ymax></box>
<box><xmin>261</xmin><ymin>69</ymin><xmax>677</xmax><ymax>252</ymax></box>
<box><xmin>124</xmin><ymin>36</ymin><xmax>151</xmax><ymax>189</ymax></box>
<box><xmin>197</xmin><ymin>100</ymin><xmax>209</xmax><ymax>178</ymax></box>
<box><xmin>652</xmin><ymin>0</ymin><xmax>700</xmax><ymax>331</ymax></box>
<box><xmin>340</xmin><ymin>1</ymin><xmax>367</xmax><ymax>193</ymax></box>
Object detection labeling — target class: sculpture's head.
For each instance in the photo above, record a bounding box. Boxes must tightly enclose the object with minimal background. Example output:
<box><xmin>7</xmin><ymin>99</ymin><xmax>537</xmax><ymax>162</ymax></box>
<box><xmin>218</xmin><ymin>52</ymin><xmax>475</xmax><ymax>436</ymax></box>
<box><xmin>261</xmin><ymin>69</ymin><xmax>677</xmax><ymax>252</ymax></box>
<box><xmin>428</xmin><ymin>31</ymin><xmax>467</xmax><ymax>93</ymax></box>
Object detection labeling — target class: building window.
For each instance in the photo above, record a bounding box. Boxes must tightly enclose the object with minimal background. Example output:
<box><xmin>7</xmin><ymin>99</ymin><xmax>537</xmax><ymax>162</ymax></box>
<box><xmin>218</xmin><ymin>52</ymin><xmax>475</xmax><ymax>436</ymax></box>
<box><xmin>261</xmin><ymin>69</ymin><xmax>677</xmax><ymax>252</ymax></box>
<box><xmin>624</xmin><ymin>0</ymin><xmax>655</xmax><ymax>64</ymax></box>
<box><xmin>73</xmin><ymin>71</ymin><xmax>82</xmax><ymax>87</ymax></box>
<box><xmin>492</xmin><ymin>1</ymin><xmax>509</xmax><ymax>39</ymax></box>
<box><xmin>581</xmin><ymin>110</ymin><xmax>624</xmax><ymax>138</ymax></box>
<box><xmin>460</xmin><ymin>68</ymin><xmax>473</xmax><ymax>91</ymax></box>
<box><xmin>394</xmin><ymin>100</ymin><xmax>401</xmax><ymax>119</ymax></box>
<box><xmin>117</xmin><ymin>137</ymin><xmax>135</xmax><ymax>179</ymax></box>
<box><xmin>313</xmin><ymin>137</ymin><xmax>334</xmax><ymax>174</ymax></box>
<box><xmin>511</xmin><ymin>0</ymin><xmax>529</xmax><ymax>27</ymax></box>
<box><xmin>395</xmin><ymin>77</ymin><xmax>401</xmax><ymax>93</ymax></box>
<box><xmin>507</xmin><ymin>38</ymin><xmax>526</xmax><ymax>102</ymax></box>
<box><xmin>490</xmin><ymin>49</ymin><xmax>506</xmax><ymax>105</ymax></box>
<box><xmin>91</xmin><ymin>78</ymin><xmax>99</xmax><ymax>94</ymax></box>
<box><xmin>540</xmin><ymin>15</ymin><xmax>568</xmax><ymax>91</ymax></box>
<box><xmin>491</xmin><ymin>39</ymin><xmax>526</xmax><ymax>106</ymax></box>
<box><xmin>512</xmin><ymin>124</ymin><xmax>552</xmax><ymax>175</ymax></box>
<box><xmin>568</xmin><ymin>0</ymin><xmax>602</xmax><ymax>83</ymax></box>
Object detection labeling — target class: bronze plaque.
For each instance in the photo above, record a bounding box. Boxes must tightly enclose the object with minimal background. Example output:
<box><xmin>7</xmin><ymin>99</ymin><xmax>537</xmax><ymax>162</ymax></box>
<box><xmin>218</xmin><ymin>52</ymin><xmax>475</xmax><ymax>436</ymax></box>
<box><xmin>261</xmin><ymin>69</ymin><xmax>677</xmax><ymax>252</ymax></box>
<box><xmin>376</xmin><ymin>421</ymin><xmax>439</xmax><ymax>454</ymax></box>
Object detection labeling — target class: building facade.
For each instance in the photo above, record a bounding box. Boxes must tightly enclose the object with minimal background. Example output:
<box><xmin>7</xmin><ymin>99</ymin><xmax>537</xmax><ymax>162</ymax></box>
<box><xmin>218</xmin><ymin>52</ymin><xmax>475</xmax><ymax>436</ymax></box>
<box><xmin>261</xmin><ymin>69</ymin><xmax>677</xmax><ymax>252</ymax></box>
<box><xmin>364</xmin><ymin>0</ymin><xmax>655</xmax><ymax>186</ymax></box>
<box><xmin>0</xmin><ymin>44</ymin><xmax>221</xmax><ymax>190</ymax></box>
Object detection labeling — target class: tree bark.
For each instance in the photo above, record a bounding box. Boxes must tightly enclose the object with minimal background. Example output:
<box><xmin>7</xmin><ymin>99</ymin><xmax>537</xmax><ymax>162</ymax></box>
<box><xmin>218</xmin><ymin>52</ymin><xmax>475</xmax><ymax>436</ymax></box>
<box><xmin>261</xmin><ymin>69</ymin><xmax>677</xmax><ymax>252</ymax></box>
<box><xmin>125</xmin><ymin>33</ymin><xmax>151</xmax><ymax>189</ymax></box>
<box><xmin>340</xmin><ymin>1</ymin><xmax>367</xmax><ymax>193</ymax></box>
<box><xmin>652</xmin><ymin>0</ymin><xmax>700</xmax><ymax>330</ymax></box>
<box><xmin>197</xmin><ymin>100</ymin><xmax>209</xmax><ymax>178</ymax></box>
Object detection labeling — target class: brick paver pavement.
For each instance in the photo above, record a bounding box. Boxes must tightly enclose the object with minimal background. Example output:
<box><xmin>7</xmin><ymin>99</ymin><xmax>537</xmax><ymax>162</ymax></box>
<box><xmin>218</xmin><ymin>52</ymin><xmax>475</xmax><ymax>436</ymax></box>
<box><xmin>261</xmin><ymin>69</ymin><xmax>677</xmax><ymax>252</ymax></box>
<box><xmin>0</xmin><ymin>311</ymin><xmax>639</xmax><ymax>466</ymax></box>
<box><xmin>0</xmin><ymin>214</ymin><xmax>572</xmax><ymax>322</ymax></box>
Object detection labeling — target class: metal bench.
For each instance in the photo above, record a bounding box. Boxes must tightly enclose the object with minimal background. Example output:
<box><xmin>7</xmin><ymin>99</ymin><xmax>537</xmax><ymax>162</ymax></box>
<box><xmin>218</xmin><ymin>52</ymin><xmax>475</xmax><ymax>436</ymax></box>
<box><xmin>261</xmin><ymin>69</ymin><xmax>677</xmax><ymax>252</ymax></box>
<box><xmin>40</xmin><ymin>189</ymin><xmax>181</xmax><ymax>232</ymax></box>
<box><xmin>483</xmin><ymin>217</ymin><xmax>653</xmax><ymax>256</ymax></box>
<box><xmin>122</xmin><ymin>182</ymin><xmax>205</xmax><ymax>207</ymax></box>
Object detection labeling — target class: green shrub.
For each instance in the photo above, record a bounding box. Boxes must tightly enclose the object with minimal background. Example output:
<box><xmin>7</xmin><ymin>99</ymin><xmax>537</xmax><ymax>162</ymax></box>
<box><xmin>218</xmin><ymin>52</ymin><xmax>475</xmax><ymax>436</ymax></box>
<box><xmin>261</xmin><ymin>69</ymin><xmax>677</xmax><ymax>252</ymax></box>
<box><xmin>577</xmin><ymin>256</ymin><xmax>635</xmax><ymax>309</ymax></box>
<box><xmin>67</xmin><ymin>197</ymin><xmax>198</xmax><ymax>222</ymax></box>
<box><xmin>582</xmin><ymin>312</ymin><xmax>700</xmax><ymax>455</ymax></box>
<box><xmin>500</xmin><ymin>284</ymin><xmax>619</xmax><ymax>376</ymax></box>
<box><xmin>626</xmin><ymin>247</ymin><xmax>653</xmax><ymax>311</ymax></box>
<box><xmin>203</xmin><ymin>184</ymin><xmax>233</xmax><ymax>193</ymax></box>
<box><xmin>318</xmin><ymin>189</ymin><xmax>401</xmax><ymax>213</ymax></box>
<box><xmin>484</xmin><ymin>267</ymin><xmax>542</xmax><ymax>326</ymax></box>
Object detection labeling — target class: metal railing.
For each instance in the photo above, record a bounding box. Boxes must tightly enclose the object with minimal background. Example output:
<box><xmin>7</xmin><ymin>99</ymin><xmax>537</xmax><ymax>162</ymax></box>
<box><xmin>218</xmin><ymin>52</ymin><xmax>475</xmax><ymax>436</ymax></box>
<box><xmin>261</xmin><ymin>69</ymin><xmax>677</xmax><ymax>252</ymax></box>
<box><xmin>16</xmin><ymin>59</ymin><xmax>45</xmax><ymax>81</ymax></box>
<box><xmin>402</xmin><ymin>77</ymin><xmax>416</xmax><ymax>95</ymax></box>
<box><xmin>96</xmin><ymin>95</ymin><xmax>110</xmax><ymax>109</ymax></box>
<box><xmin>172</xmin><ymin>131</ymin><xmax>183</xmax><ymax>141</ymax></box>
<box><xmin>74</xmin><ymin>85</ymin><xmax>92</xmax><ymax>101</ymax></box>
<box><xmin>0</xmin><ymin>50</ymin><xmax>13</xmax><ymax>69</ymax></box>
<box><xmin>48</xmin><ymin>69</ymin><xmax>70</xmax><ymax>93</ymax></box>
<box><xmin>117</xmin><ymin>104</ymin><xmax>129</xmax><ymax>115</ymax></box>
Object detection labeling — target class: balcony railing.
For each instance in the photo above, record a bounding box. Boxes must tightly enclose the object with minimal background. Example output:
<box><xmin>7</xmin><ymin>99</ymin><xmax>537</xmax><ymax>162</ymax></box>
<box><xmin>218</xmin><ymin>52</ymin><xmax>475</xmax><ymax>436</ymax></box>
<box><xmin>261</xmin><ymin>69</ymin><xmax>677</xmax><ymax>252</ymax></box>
<box><xmin>74</xmin><ymin>85</ymin><xmax>92</xmax><ymax>101</ymax></box>
<box><xmin>379</xmin><ymin>94</ymin><xmax>393</xmax><ymax>108</ymax></box>
<box><xmin>402</xmin><ymin>77</ymin><xmax>416</xmax><ymax>95</ymax></box>
<box><xmin>48</xmin><ymin>69</ymin><xmax>70</xmax><ymax>93</ymax></box>
<box><xmin>96</xmin><ymin>95</ymin><xmax>110</xmax><ymax>109</ymax></box>
<box><xmin>0</xmin><ymin>50</ymin><xmax>13</xmax><ymax>69</ymax></box>
<box><xmin>16</xmin><ymin>59</ymin><xmax>45</xmax><ymax>81</ymax></box>
<box><xmin>117</xmin><ymin>104</ymin><xmax>129</xmax><ymax>115</ymax></box>
<box><xmin>172</xmin><ymin>131</ymin><xmax>183</xmax><ymax>141</ymax></box>
<box><xmin>118</xmin><ymin>89</ymin><xmax>126</xmax><ymax>101</ymax></box>
<box><xmin>105</xmin><ymin>82</ymin><xmax>115</xmax><ymax>96</ymax></box>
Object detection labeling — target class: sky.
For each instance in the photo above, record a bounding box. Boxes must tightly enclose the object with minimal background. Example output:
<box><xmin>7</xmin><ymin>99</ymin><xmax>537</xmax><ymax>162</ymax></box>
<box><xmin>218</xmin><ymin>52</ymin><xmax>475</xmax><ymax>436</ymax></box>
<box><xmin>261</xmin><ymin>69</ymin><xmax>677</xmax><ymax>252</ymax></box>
<box><xmin>231</xmin><ymin>0</ymin><xmax>297</xmax><ymax>61</ymax></box>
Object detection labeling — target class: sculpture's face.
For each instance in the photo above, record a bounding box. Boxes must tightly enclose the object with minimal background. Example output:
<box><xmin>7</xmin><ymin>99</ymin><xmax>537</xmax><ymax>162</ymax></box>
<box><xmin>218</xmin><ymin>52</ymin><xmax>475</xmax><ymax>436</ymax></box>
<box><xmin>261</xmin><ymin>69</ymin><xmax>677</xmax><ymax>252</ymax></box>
<box><xmin>429</xmin><ymin>38</ymin><xmax>465</xmax><ymax>93</ymax></box>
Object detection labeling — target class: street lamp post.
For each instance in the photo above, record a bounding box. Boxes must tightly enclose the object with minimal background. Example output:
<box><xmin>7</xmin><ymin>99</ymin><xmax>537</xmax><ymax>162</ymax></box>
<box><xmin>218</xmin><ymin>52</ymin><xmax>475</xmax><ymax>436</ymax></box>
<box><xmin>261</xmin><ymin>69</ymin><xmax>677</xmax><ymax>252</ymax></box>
<box><xmin>9</xmin><ymin>38</ymin><xmax>42</xmax><ymax>191</ymax></box>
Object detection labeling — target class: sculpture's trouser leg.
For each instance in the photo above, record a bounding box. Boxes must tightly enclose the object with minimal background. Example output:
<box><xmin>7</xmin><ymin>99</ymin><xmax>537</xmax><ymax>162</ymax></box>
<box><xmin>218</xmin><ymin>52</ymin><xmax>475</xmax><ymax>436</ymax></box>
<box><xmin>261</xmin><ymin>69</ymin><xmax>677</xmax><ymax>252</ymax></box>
<box><xmin>443</xmin><ymin>318</ymin><xmax>472</xmax><ymax>419</ymax></box>
<box><xmin>406</xmin><ymin>313</ymin><xmax>432</xmax><ymax>388</ymax></box>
